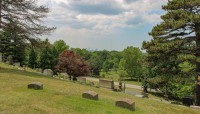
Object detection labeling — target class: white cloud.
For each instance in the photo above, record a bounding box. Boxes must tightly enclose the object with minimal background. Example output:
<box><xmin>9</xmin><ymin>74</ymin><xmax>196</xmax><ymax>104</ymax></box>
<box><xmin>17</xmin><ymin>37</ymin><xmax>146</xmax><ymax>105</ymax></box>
<box><xmin>41</xmin><ymin>0</ymin><xmax>168</xmax><ymax>50</ymax></box>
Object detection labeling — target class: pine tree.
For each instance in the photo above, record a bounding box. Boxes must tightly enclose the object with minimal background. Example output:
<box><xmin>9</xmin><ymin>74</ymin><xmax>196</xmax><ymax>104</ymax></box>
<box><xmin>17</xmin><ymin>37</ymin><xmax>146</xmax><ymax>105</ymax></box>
<box><xmin>28</xmin><ymin>47</ymin><xmax>37</xmax><ymax>69</ymax></box>
<box><xmin>143</xmin><ymin>0</ymin><xmax>200</xmax><ymax>105</ymax></box>
<box><xmin>0</xmin><ymin>0</ymin><xmax>55</xmax><ymax>43</ymax></box>
<box><xmin>39</xmin><ymin>39</ymin><xmax>53</xmax><ymax>70</ymax></box>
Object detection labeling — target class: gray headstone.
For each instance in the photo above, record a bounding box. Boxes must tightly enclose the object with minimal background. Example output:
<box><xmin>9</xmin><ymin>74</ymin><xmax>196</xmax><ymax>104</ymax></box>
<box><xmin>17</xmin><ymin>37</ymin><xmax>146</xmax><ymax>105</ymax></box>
<box><xmin>99</xmin><ymin>79</ymin><xmax>114</xmax><ymax>89</ymax></box>
<box><xmin>77</xmin><ymin>77</ymin><xmax>86</xmax><ymax>84</ymax></box>
<box><xmin>115</xmin><ymin>98</ymin><xmax>135</xmax><ymax>111</ymax></box>
<box><xmin>28</xmin><ymin>82</ymin><xmax>43</xmax><ymax>90</ymax></box>
<box><xmin>82</xmin><ymin>91</ymin><xmax>98</xmax><ymax>100</ymax></box>
<box><xmin>13</xmin><ymin>62</ymin><xmax>20</xmax><ymax>67</ymax></box>
<box><xmin>43</xmin><ymin>69</ymin><xmax>53</xmax><ymax>76</ymax></box>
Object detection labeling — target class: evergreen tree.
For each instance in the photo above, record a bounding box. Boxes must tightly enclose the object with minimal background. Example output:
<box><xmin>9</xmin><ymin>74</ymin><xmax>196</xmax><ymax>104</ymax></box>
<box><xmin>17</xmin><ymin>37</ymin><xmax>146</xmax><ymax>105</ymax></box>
<box><xmin>28</xmin><ymin>47</ymin><xmax>37</xmax><ymax>69</ymax></box>
<box><xmin>142</xmin><ymin>0</ymin><xmax>200</xmax><ymax>105</ymax></box>
<box><xmin>0</xmin><ymin>0</ymin><xmax>55</xmax><ymax>42</ymax></box>
<box><xmin>39</xmin><ymin>39</ymin><xmax>53</xmax><ymax>70</ymax></box>
<box><xmin>0</xmin><ymin>22</ymin><xmax>26</xmax><ymax>64</ymax></box>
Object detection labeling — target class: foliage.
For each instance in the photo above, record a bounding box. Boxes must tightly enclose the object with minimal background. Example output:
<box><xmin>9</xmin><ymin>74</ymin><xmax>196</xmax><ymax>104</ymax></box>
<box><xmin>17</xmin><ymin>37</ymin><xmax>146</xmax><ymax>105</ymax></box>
<box><xmin>53</xmin><ymin>40</ymin><xmax>69</xmax><ymax>57</ymax></box>
<box><xmin>0</xmin><ymin>23</ymin><xmax>26</xmax><ymax>64</ymax></box>
<box><xmin>0</xmin><ymin>0</ymin><xmax>55</xmax><ymax>42</ymax></box>
<box><xmin>55</xmin><ymin>50</ymin><xmax>90</xmax><ymax>80</ymax></box>
<box><xmin>39</xmin><ymin>39</ymin><xmax>54</xmax><ymax>70</ymax></box>
<box><xmin>142</xmin><ymin>0</ymin><xmax>200</xmax><ymax>104</ymax></box>
<box><xmin>28</xmin><ymin>47</ymin><xmax>37</xmax><ymax>69</ymax></box>
<box><xmin>120</xmin><ymin>46</ymin><xmax>143</xmax><ymax>80</ymax></box>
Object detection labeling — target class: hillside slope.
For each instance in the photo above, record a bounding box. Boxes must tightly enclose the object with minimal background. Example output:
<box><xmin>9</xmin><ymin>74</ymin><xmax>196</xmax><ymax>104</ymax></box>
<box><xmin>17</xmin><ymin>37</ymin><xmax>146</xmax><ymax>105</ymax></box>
<box><xmin>0</xmin><ymin>63</ymin><xmax>199</xmax><ymax>114</ymax></box>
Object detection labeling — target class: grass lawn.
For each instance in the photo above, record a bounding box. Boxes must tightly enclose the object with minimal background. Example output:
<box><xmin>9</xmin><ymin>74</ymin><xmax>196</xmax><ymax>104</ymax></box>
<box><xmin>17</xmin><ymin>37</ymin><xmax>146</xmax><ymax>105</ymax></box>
<box><xmin>0</xmin><ymin>62</ymin><xmax>199</xmax><ymax>114</ymax></box>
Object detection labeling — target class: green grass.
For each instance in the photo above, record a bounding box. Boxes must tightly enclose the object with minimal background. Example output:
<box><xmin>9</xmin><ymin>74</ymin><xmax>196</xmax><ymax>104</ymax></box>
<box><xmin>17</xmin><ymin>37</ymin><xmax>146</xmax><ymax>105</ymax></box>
<box><xmin>0</xmin><ymin>62</ymin><xmax>199</xmax><ymax>114</ymax></box>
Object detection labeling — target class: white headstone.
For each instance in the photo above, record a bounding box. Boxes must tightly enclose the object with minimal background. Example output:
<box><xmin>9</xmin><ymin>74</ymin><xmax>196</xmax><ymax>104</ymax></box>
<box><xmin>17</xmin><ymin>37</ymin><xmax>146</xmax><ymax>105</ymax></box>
<box><xmin>0</xmin><ymin>53</ymin><xmax>2</xmax><ymax>62</ymax></box>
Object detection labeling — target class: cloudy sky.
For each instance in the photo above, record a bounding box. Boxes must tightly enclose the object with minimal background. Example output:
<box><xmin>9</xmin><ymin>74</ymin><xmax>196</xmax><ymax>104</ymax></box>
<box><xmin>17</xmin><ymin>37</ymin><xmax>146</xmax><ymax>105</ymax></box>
<box><xmin>40</xmin><ymin>0</ymin><xmax>168</xmax><ymax>51</ymax></box>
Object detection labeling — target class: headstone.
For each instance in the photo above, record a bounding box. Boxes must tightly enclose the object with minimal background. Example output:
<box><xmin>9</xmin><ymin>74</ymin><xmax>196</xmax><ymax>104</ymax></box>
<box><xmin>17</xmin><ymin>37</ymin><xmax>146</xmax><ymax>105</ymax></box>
<box><xmin>43</xmin><ymin>69</ymin><xmax>53</xmax><ymax>76</ymax></box>
<box><xmin>0</xmin><ymin>53</ymin><xmax>2</xmax><ymax>62</ymax></box>
<box><xmin>27</xmin><ymin>82</ymin><xmax>43</xmax><ymax>90</ymax></box>
<box><xmin>60</xmin><ymin>73</ymin><xmax>69</xmax><ymax>79</ymax></box>
<box><xmin>13</xmin><ymin>62</ymin><xmax>20</xmax><ymax>67</ymax></box>
<box><xmin>77</xmin><ymin>77</ymin><xmax>86</xmax><ymax>84</ymax></box>
<box><xmin>190</xmin><ymin>105</ymin><xmax>200</xmax><ymax>110</ymax></box>
<box><xmin>115</xmin><ymin>98</ymin><xmax>135</xmax><ymax>111</ymax></box>
<box><xmin>125</xmin><ymin>89</ymin><xmax>148</xmax><ymax>98</ymax></box>
<box><xmin>82</xmin><ymin>91</ymin><xmax>98</xmax><ymax>100</ymax></box>
<box><xmin>99</xmin><ymin>79</ymin><xmax>114</xmax><ymax>89</ymax></box>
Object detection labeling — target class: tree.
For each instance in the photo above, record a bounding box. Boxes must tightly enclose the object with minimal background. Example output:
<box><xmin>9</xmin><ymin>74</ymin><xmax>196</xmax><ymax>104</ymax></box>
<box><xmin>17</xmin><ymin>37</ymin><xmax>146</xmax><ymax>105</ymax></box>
<box><xmin>0</xmin><ymin>0</ymin><xmax>55</xmax><ymax>43</ymax></box>
<box><xmin>55</xmin><ymin>50</ymin><xmax>90</xmax><ymax>80</ymax></box>
<box><xmin>0</xmin><ymin>23</ymin><xmax>27</xmax><ymax>63</ymax></box>
<box><xmin>71</xmin><ymin>48</ymin><xmax>92</xmax><ymax>60</ymax></box>
<box><xmin>53</xmin><ymin>40</ymin><xmax>69</xmax><ymax>56</ymax></box>
<box><xmin>28</xmin><ymin>47</ymin><xmax>37</xmax><ymax>69</ymax></box>
<box><xmin>102</xmin><ymin>60</ymin><xmax>113</xmax><ymax>72</ymax></box>
<box><xmin>39</xmin><ymin>39</ymin><xmax>54</xmax><ymax>70</ymax></box>
<box><xmin>142</xmin><ymin>0</ymin><xmax>200</xmax><ymax>105</ymax></box>
<box><xmin>120</xmin><ymin>46</ymin><xmax>143</xmax><ymax>81</ymax></box>
<box><xmin>52</xmin><ymin>40</ymin><xmax>69</xmax><ymax>67</ymax></box>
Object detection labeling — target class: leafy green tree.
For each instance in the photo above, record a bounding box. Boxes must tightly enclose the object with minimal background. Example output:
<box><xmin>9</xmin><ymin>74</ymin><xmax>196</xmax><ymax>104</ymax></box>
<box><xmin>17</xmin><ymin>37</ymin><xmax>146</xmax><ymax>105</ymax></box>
<box><xmin>102</xmin><ymin>60</ymin><xmax>113</xmax><ymax>72</ymax></box>
<box><xmin>53</xmin><ymin>40</ymin><xmax>69</xmax><ymax>56</ymax></box>
<box><xmin>71</xmin><ymin>48</ymin><xmax>92</xmax><ymax>60</ymax></box>
<box><xmin>120</xmin><ymin>46</ymin><xmax>143</xmax><ymax>81</ymax></box>
<box><xmin>142</xmin><ymin>0</ymin><xmax>200</xmax><ymax>105</ymax></box>
<box><xmin>89</xmin><ymin>54</ymin><xmax>101</xmax><ymax>75</ymax></box>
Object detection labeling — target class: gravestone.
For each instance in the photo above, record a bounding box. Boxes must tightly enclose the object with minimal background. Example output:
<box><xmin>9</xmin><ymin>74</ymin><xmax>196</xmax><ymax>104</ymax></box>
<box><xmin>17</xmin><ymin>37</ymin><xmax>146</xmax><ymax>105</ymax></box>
<box><xmin>60</xmin><ymin>73</ymin><xmax>69</xmax><ymax>79</ymax></box>
<box><xmin>13</xmin><ymin>62</ymin><xmax>20</xmax><ymax>67</ymax></box>
<box><xmin>99</xmin><ymin>79</ymin><xmax>114</xmax><ymax>89</ymax></box>
<box><xmin>125</xmin><ymin>89</ymin><xmax>148</xmax><ymax>98</ymax></box>
<box><xmin>27</xmin><ymin>82</ymin><xmax>43</xmax><ymax>90</ymax></box>
<box><xmin>190</xmin><ymin>105</ymin><xmax>200</xmax><ymax>110</ymax></box>
<box><xmin>43</xmin><ymin>69</ymin><xmax>53</xmax><ymax>76</ymax></box>
<box><xmin>82</xmin><ymin>91</ymin><xmax>98</xmax><ymax>100</ymax></box>
<box><xmin>77</xmin><ymin>77</ymin><xmax>86</xmax><ymax>84</ymax></box>
<box><xmin>115</xmin><ymin>98</ymin><xmax>135</xmax><ymax>111</ymax></box>
<box><xmin>0</xmin><ymin>53</ymin><xmax>2</xmax><ymax>62</ymax></box>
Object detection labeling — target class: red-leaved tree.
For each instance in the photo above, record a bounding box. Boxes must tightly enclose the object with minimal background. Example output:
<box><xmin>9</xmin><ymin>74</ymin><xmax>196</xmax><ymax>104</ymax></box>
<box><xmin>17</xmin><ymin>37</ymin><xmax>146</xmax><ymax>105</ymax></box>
<box><xmin>55</xmin><ymin>50</ymin><xmax>90</xmax><ymax>80</ymax></box>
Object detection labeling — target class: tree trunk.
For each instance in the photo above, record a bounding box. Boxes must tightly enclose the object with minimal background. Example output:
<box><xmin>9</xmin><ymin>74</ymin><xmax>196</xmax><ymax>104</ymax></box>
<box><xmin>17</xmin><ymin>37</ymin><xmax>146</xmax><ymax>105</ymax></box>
<box><xmin>195</xmin><ymin>30</ymin><xmax>200</xmax><ymax>106</ymax></box>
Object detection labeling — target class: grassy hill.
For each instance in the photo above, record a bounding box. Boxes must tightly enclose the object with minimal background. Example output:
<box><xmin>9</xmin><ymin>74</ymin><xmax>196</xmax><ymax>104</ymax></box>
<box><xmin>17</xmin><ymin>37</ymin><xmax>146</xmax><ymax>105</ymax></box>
<box><xmin>0</xmin><ymin>62</ymin><xmax>199</xmax><ymax>114</ymax></box>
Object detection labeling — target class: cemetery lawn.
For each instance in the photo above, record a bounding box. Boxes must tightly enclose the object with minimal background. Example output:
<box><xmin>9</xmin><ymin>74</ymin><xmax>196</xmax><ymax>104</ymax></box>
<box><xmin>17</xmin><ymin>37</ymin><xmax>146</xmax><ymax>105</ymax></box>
<box><xmin>0</xmin><ymin>63</ymin><xmax>199</xmax><ymax>114</ymax></box>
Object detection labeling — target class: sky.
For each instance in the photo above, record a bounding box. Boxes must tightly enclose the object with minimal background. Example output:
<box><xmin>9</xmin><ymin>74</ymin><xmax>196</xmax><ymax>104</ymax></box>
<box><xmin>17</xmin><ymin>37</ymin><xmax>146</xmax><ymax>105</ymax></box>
<box><xmin>39</xmin><ymin>0</ymin><xmax>168</xmax><ymax>51</ymax></box>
